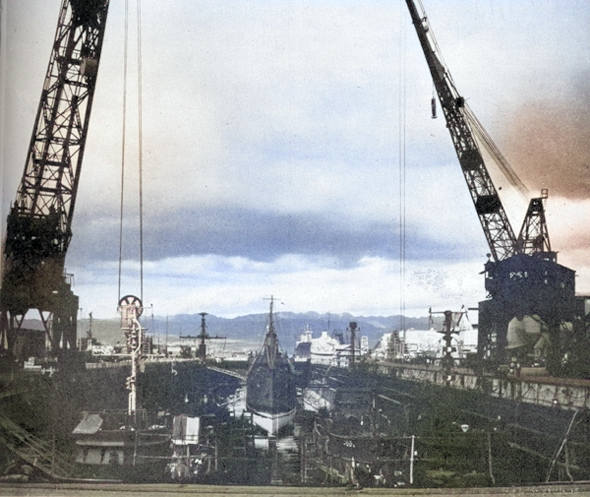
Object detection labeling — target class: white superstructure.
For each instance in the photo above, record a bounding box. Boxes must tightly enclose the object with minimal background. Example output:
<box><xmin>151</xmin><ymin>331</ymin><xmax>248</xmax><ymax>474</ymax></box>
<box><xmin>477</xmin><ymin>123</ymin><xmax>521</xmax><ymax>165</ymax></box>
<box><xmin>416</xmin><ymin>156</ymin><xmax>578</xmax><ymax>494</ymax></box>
<box><xmin>372</xmin><ymin>321</ymin><xmax>477</xmax><ymax>362</ymax></box>
<box><xmin>295</xmin><ymin>329</ymin><xmax>368</xmax><ymax>367</ymax></box>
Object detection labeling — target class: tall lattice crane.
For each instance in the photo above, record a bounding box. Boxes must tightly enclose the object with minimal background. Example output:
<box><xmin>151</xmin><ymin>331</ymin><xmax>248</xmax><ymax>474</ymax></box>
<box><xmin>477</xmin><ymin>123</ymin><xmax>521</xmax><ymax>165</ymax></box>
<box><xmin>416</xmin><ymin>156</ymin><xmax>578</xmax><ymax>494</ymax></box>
<box><xmin>404</xmin><ymin>1</ymin><xmax>581</xmax><ymax>371</ymax></box>
<box><xmin>0</xmin><ymin>0</ymin><xmax>110</xmax><ymax>357</ymax></box>
<box><xmin>404</xmin><ymin>0</ymin><xmax>553</xmax><ymax>263</ymax></box>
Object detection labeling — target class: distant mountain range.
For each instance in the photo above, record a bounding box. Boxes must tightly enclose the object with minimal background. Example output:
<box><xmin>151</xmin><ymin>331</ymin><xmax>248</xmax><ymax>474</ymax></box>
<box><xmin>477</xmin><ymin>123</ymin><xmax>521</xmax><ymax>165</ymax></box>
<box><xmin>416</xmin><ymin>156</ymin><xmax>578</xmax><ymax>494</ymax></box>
<box><xmin>78</xmin><ymin>312</ymin><xmax>437</xmax><ymax>353</ymax></box>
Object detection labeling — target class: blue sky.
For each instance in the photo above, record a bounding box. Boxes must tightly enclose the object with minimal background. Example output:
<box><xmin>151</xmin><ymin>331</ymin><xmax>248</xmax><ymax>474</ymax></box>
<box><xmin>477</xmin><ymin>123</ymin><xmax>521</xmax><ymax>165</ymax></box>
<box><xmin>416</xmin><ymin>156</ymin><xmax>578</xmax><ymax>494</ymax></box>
<box><xmin>1</xmin><ymin>0</ymin><xmax>589</xmax><ymax>319</ymax></box>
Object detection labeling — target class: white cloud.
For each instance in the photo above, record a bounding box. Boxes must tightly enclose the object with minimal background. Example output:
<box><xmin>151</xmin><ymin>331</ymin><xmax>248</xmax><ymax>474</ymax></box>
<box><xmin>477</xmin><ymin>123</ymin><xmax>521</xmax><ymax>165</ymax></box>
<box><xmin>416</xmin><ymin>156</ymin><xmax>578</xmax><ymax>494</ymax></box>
<box><xmin>546</xmin><ymin>198</ymin><xmax>590</xmax><ymax>295</ymax></box>
<box><xmin>3</xmin><ymin>0</ymin><xmax>589</xmax><ymax>321</ymax></box>
<box><xmin>71</xmin><ymin>252</ymin><xmax>485</xmax><ymax>319</ymax></box>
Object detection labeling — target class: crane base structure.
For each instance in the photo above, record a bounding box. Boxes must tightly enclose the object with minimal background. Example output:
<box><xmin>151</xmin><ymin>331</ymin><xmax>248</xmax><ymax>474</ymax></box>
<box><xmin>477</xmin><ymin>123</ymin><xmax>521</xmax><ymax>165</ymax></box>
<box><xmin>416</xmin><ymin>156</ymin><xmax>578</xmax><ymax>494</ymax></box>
<box><xmin>478</xmin><ymin>254</ymin><xmax>590</xmax><ymax>376</ymax></box>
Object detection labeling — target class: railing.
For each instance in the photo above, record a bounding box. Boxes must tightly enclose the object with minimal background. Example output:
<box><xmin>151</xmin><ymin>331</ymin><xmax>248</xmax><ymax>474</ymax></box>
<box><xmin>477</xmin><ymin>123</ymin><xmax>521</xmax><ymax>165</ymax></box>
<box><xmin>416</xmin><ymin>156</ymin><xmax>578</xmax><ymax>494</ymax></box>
<box><xmin>0</xmin><ymin>411</ymin><xmax>74</xmax><ymax>479</ymax></box>
<box><xmin>379</xmin><ymin>361</ymin><xmax>590</xmax><ymax>410</ymax></box>
<box><xmin>207</xmin><ymin>365</ymin><xmax>247</xmax><ymax>382</ymax></box>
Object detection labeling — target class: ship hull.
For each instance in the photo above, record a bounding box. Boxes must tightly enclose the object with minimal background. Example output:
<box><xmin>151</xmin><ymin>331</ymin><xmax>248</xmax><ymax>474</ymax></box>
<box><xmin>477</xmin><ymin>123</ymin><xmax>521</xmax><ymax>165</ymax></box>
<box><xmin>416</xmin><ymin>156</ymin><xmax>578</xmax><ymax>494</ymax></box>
<box><xmin>248</xmin><ymin>406</ymin><xmax>296</xmax><ymax>434</ymax></box>
<box><xmin>246</xmin><ymin>358</ymin><xmax>297</xmax><ymax>434</ymax></box>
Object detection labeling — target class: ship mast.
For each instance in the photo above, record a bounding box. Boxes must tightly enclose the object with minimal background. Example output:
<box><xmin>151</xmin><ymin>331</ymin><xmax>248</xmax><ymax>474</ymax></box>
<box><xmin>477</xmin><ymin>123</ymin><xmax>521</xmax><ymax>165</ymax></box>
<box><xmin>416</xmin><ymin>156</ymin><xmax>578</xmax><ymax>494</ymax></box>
<box><xmin>263</xmin><ymin>296</ymin><xmax>279</xmax><ymax>369</ymax></box>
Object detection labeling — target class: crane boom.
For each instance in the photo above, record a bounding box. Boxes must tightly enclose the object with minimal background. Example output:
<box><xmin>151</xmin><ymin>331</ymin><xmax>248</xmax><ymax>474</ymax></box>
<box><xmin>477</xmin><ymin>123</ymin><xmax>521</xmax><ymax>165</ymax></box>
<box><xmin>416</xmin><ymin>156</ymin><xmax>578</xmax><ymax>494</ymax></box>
<box><xmin>405</xmin><ymin>0</ymin><xmax>518</xmax><ymax>262</ymax></box>
<box><xmin>1</xmin><ymin>0</ymin><xmax>110</xmax><ymax>356</ymax></box>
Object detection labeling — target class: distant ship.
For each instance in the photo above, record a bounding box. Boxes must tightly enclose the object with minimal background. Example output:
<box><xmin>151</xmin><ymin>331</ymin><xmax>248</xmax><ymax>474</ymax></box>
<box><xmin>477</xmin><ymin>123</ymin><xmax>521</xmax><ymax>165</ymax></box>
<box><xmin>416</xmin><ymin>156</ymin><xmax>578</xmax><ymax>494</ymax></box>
<box><xmin>372</xmin><ymin>320</ymin><xmax>478</xmax><ymax>362</ymax></box>
<box><xmin>293</xmin><ymin>325</ymin><xmax>313</xmax><ymax>361</ymax></box>
<box><xmin>294</xmin><ymin>327</ymin><xmax>369</xmax><ymax>367</ymax></box>
<box><xmin>246</xmin><ymin>298</ymin><xmax>297</xmax><ymax>434</ymax></box>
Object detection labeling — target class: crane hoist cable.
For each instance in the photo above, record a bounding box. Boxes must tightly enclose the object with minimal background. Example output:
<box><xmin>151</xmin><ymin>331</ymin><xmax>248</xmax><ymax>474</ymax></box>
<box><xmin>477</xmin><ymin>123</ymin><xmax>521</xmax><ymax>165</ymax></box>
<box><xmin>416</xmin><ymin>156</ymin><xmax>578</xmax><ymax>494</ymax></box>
<box><xmin>118</xmin><ymin>0</ymin><xmax>129</xmax><ymax>302</ymax></box>
<box><xmin>118</xmin><ymin>0</ymin><xmax>145</xmax><ymax>304</ymax></box>
<box><xmin>137</xmin><ymin>0</ymin><xmax>145</xmax><ymax>304</ymax></box>
<box><xmin>416</xmin><ymin>0</ymin><xmax>528</xmax><ymax>201</ymax></box>
<box><xmin>398</xmin><ymin>0</ymin><xmax>407</xmax><ymax>333</ymax></box>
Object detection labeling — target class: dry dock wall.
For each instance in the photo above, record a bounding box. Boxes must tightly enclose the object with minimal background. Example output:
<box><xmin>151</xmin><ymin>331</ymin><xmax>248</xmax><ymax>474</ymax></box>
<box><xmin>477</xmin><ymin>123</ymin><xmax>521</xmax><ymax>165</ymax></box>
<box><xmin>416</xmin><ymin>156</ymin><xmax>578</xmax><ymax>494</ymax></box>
<box><xmin>379</xmin><ymin>362</ymin><xmax>590</xmax><ymax>410</ymax></box>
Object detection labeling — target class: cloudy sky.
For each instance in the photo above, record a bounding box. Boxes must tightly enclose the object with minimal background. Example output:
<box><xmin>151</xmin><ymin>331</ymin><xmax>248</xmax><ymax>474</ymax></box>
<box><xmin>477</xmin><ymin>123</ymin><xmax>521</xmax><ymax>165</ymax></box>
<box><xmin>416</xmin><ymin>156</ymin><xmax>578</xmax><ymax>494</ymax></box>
<box><xmin>1</xmin><ymin>0</ymin><xmax>589</xmax><ymax>320</ymax></box>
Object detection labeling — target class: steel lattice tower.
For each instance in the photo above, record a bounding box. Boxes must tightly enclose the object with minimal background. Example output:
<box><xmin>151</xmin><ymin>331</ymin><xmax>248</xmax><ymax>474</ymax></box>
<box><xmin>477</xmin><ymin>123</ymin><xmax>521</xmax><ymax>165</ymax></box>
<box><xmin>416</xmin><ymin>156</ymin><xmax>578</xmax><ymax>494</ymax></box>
<box><xmin>0</xmin><ymin>0</ymin><xmax>110</xmax><ymax>356</ymax></box>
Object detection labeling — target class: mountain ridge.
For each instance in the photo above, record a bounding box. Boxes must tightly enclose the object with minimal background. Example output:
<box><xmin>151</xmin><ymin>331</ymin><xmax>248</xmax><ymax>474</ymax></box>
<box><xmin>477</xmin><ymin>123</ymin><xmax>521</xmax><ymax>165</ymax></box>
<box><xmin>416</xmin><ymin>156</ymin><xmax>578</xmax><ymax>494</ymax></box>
<box><xmin>78</xmin><ymin>311</ymin><xmax>437</xmax><ymax>353</ymax></box>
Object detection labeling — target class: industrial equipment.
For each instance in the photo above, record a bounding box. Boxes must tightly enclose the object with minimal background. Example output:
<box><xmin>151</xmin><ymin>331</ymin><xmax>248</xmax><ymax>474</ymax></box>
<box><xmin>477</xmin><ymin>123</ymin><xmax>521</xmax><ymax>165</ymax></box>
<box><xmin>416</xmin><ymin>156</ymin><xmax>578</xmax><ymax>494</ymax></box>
<box><xmin>405</xmin><ymin>0</ymin><xmax>587</xmax><ymax>374</ymax></box>
<box><xmin>0</xmin><ymin>0</ymin><xmax>110</xmax><ymax>359</ymax></box>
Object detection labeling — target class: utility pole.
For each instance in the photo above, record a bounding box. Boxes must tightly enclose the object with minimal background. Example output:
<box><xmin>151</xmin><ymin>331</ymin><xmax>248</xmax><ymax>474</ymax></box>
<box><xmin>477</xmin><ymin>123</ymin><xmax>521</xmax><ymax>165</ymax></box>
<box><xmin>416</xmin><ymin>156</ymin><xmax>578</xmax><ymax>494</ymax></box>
<box><xmin>165</xmin><ymin>316</ymin><xmax>169</xmax><ymax>356</ymax></box>
<box><xmin>119</xmin><ymin>294</ymin><xmax>143</xmax><ymax>423</ymax></box>
<box><xmin>409</xmin><ymin>434</ymin><xmax>415</xmax><ymax>485</ymax></box>
<box><xmin>348</xmin><ymin>321</ymin><xmax>358</xmax><ymax>368</ymax></box>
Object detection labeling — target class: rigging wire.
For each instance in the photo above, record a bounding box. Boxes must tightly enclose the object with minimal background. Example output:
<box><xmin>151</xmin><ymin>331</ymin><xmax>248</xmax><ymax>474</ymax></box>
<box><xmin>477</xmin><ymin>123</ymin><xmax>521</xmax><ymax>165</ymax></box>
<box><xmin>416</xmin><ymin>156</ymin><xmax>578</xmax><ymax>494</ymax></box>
<box><xmin>117</xmin><ymin>0</ymin><xmax>145</xmax><ymax>304</ymax></box>
<box><xmin>398</xmin><ymin>0</ymin><xmax>407</xmax><ymax>335</ymax></box>
<box><xmin>464</xmin><ymin>105</ymin><xmax>529</xmax><ymax>199</ymax></box>
<box><xmin>137</xmin><ymin>0</ymin><xmax>144</xmax><ymax>303</ymax></box>
<box><xmin>118</xmin><ymin>0</ymin><xmax>130</xmax><ymax>302</ymax></box>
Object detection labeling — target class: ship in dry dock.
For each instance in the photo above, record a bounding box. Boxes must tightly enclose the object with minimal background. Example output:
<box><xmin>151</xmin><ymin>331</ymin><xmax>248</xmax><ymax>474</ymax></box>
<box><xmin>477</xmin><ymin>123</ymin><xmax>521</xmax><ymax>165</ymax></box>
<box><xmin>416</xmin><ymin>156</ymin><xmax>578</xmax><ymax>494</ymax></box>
<box><xmin>246</xmin><ymin>298</ymin><xmax>297</xmax><ymax>435</ymax></box>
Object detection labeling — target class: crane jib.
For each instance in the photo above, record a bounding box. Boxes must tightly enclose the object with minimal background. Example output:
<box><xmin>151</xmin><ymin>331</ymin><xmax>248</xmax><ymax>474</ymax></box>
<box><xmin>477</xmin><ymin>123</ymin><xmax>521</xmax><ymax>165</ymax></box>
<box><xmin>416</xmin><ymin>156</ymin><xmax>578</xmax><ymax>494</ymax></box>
<box><xmin>405</xmin><ymin>0</ymin><xmax>519</xmax><ymax>262</ymax></box>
